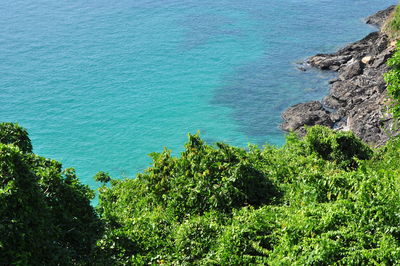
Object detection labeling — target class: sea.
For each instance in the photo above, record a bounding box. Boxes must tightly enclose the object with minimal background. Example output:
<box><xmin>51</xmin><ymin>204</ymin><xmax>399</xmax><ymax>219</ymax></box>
<box><xmin>0</xmin><ymin>0</ymin><xmax>396</xmax><ymax>189</ymax></box>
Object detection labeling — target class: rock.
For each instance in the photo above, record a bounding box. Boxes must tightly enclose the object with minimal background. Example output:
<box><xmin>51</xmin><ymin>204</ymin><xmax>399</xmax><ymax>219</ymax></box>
<box><xmin>365</xmin><ymin>5</ymin><xmax>396</xmax><ymax>29</ymax></box>
<box><xmin>345</xmin><ymin>96</ymin><xmax>390</xmax><ymax>145</ymax></box>
<box><xmin>323</xmin><ymin>95</ymin><xmax>346</xmax><ymax>109</ymax></box>
<box><xmin>281</xmin><ymin>101</ymin><xmax>334</xmax><ymax>134</ymax></box>
<box><xmin>371</xmin><ymin>47</ymin><xmax>395</xmax><ymax>68</ymax></box>
<box><xmin>307</xmin><ymin>32</ymin><xmax>387</xmax><ymax>72</ymax></box>
<box><xmin>338</xmin><ymin>60</ymin><xmax>363</xmax><ymax>80</ymax></box>
<box><xmin>308</xmin><ymin>55</ymin><xmax>351</xmax><ymax>71</ymax></box>
<box><xmin>329</xmin><ymin>78</ymin><xmax>340</xmax><ymax>84</ymax></box>
<box><xmin>281</xmin><ymin>6</ymin><xmax>399</xmax><ymax>145</ymax></box>
<box><xmin>361</xmin><ymin>56</ymin><xmax>372</xmax><ymax>64</ymax></box>
<box><xmin>330</xmin><ymin>113</ymin><xmax>342</xmax><ymax>123</ymax></box>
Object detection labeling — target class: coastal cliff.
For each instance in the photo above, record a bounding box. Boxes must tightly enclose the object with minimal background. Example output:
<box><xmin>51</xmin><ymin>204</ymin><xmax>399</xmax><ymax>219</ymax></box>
<box><xmin>282</xmin><ymin>5</ymin><xmax>398</xmax><ymax>145</ymax></box>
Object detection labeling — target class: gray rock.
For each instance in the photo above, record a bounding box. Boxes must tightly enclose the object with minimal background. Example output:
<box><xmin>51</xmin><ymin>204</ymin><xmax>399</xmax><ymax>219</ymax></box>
<box><xmin>365</xmin><ymin>5</ymin><xmax>396</xmax><ymax>29</ymax></box>
<box><xmin>307</xmin><ymin>32</ymin><xmax>387</xmax><ymax>72</ymax></box>
<box><xmin>338</xmin><ymin>60</ymin><xmax>364</xmax><ymax>80</ymax></box>
<box><xmin>281</xmin><ymin>101</ymin><xmax>334</xmax><ymax>135</ymax></box>
<box><xmin>308</xmin><ymin>55</ymin><xmax>351</xmax><ymax>71</ymax></box>
<box><xmin>281</xmin><ymin>6</ymin><xmax>399</xmax><ymax>145</ymax></box>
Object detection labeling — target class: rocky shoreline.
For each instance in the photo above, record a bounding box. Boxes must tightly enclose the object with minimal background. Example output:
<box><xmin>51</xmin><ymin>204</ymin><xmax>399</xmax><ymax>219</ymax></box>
<box><xmin>281</xmin><ymin>5</ymin><xmax>398</xmax><ymax>145</ymax></box>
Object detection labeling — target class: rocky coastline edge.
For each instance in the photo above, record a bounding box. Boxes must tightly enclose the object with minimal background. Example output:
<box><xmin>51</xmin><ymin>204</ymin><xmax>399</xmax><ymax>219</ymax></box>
<box><xmin>281</xmin><ymin>5</ymin><xmax>398</xmax><ymax>146</ymax></box>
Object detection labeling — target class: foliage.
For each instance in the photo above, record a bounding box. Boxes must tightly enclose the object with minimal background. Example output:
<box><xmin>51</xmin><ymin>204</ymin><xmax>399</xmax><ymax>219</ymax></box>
<box><xmin>96</xmin><ymin>134</ymin><xmax>280</xmax><ymax>264</ymax></box>
<box><xmin>385</xmin><ymin>41</ymin><xmax>400</xmax><ymax>119</ymax></box>
<box><xmin>96</xmin><ymin>127</ymin><xmax>400</xmax><ymax>265</ymax></box>
<box><xmin>94</xmin><ymin>171</ymin><xmax>111</xmax><ymax>184</ymax></box>
<box><xmin>303</xmin><ymin>126</ymin><xmax>372</xmax><ymax>168</ymax></box>
<box><xmin>172</xmin><ymin>212</ymin><xmax>222</xmax><ymax>264</ymax></box>
<box><xmin>136</xmin><ymin>135</ymin><xmax>280</xmax><ymax>218</ymax></box>
<box><xmin>4</xmin><ymin>121</ymin><xmax>400</xmax><ymax>264</ymax></box>
<box><xmin>0</xmin><ymin>122</ymin><xmax>32</xmax><ymax>153</ymax></box>
<box><xmin>383</xmin><ymin>5</ymin><xmax>400</xmax><ymax>40</ymax></box>
<box><xmin>0</xmin><ymin>124</ymin><xmax>102</xmax><ymax>265</ymax></box>
<box><xmin>0</xmin><ymin>144</ymin><xmax>61</xmax><ymax>265</ymax></box>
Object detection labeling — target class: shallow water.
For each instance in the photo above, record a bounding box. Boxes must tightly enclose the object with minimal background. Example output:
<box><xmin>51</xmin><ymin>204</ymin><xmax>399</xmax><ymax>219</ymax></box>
<box><xmin>0</xmin><ymin>0</ymin><xmax>396</xmax><ymax>188</ymax></box>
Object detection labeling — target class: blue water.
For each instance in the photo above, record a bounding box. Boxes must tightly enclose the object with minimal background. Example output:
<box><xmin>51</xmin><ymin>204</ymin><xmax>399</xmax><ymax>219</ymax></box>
<box><xmin>0</xmin><ymin>0</ymin><xmax>396</xmax><ymax>188</ymax></box>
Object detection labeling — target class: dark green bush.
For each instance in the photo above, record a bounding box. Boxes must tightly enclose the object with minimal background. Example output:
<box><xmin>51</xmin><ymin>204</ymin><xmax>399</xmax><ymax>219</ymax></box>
<box><xmin>0</xmin><ymin>144</ymin><xmax>60</xmax><ymax>265</ymax></box>
<box><xmin>172</xmin><ymin>212</ymin><xmax>222</xmax><ymax>264</ymax></box>
<box><xmin>0</xmin><ymin>123</ymin><xmax>102</xmax><ymax>265</ymax></box>
<box><xmin>303</xmin><ymin>126</ymin><xmax>372</xmax><ymax>169</ymax></box>
<box><xmin>0</xmin><ymin>122</ymin><xmax>32</xmax><ymax>153</ymax></box>
<box><xmin>135</xmin><ymin>134</ymin><xmax>280</xmax><ymax>218</ymax></box>
<box><xmin>94</xmin><ymin>171</ymin><xmax>112</xmax><ymax>184</ymax></box>
<box><xmin>385</xmin><ymin>41</ymin><xmax>400</xmax><ymax>119</ymax></box>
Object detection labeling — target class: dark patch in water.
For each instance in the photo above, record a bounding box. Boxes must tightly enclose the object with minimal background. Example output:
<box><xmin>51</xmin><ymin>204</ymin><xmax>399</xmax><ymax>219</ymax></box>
<box><xmin>212</xmin><ymin>57</ymin><xmax>335</xmax><ymax>137</ymax></box>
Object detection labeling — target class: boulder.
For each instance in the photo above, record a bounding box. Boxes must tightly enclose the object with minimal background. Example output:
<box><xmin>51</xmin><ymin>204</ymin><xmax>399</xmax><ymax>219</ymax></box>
<box><xmin>281</xmin><ymin>101</ymin><xmax>334</xmax><ymax>134</ymax></box>
<box><xmin>361</xmin><ymin>56</ymin><xmax>372</xmax><ymax>64</ymax></box>
<box><xmin>338</xmin><ymin>60</ymin><xmax>364</xmax><ymax>80</ymax></box>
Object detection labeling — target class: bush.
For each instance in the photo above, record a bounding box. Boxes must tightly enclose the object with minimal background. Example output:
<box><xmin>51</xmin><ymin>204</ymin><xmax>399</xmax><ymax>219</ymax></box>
<box><xmin>172</xmin><ymin>212</ymin><xmax>222</xmax><ymax>264</ymax></box>
<box><xmin>5</xmin><ymin>122</ymin><xmax>400</xmax><ymax>264</ymax></box>
<box><xmin>385</xmin><ymin>41</ymin><xmax>400</xmax><ymax>119</ymax></box>
<box><xmin>0</xmin><ymin>144</ymin><xmax>60</xmax><ymax>265</ymax></box>
<box><xmin>383</xmin><ymin>5</ymin><xmax>400</xmax><ymax>40</ymax></box>
<box><xmin>0</xmin><ymin>123</ymin><xmax>102</xmax><ymax>265</ymax></box>
<box><xmin>135</xmin><ymin>134</ymin><xmax>280</xmax><ymax>218</ymax></box>
<box><xmin>0</xmin><ymin>122</ymin><xmax>32</xmax><ymax>153</ymax></box>
<box><xmin>303</xmin><ymin>126</ymin><xmax>372</xmax><ymax>169</ymax></box>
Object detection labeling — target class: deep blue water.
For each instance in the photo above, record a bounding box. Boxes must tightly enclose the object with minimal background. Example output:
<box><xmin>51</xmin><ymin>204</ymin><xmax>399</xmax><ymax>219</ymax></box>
<box><xmin>0</xmin><ymin>0</ymin><xmax>396</xmax><ymax>188</ymax></box>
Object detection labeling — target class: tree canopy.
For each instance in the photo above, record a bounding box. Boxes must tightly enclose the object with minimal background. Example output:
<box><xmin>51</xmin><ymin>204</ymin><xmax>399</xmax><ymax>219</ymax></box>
<box><xmin>0</xmin><ymin>123</ymin><xmax>102</xmax><ymax>265</ymax></box>
<box><xmin>95</xmin><ymin>126</ymin><xmax>400</xmax><ymax>265</ymax></box>
<box><xmin>2</xmin><ymin>121</ymin><xmax>400</xmax><ymax>264</ymax></box>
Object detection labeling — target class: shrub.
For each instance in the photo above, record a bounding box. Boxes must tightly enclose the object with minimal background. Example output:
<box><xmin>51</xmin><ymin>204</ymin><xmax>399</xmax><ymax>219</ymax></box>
<box><xmin>172</xmin><ymin>212</ymin><xmax>222</xmax><ymax>264</ymax></box>
<box><xmin>303</xmin><ymin>126</ymin><xmax>372</xmax><ymax>169</ymax></box>
<box><xmin>136</xmin><ymin>134</ymin><xmax>280</xmax><ymax>218</ymax></box>
<box><xmin>0</xmin><ymin>122</ymin><xmax>32</xmax><ymax>153</ymax></box>
<box><xmin>0</xmin><ymin>123</ymin><xmax>102</xmax><ymax>265</ymax></box>
<box><xmin>6</xmin><ymin>122</ymin><xmax>400</xmax><ymax>264</ymax></box>
<box><xmin>383</xmin><ymin>5</ymin><xmax>400</xmax><ymax>40</ymax></box>
<box><xmin>385</xmin><ymin>41</ymin><xmax>400</xmax><ymax>119</ymax></box>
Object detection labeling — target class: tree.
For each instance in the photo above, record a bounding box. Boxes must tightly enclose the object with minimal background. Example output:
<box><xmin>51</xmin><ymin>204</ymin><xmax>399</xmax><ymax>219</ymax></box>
<box><xmin>0</xmin><ymin>123</ymin><xmax>102</xmax><ymax>265</ymax></box>
<box><xmin>0</xmin><ymin>122</ymin><xmax>32</xmax><ymax>153</ymax></box>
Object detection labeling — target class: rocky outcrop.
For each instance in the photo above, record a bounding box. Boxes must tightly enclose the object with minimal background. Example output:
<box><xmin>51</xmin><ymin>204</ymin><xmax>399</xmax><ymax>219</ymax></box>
<box><xmin>365</xmin><ymin>5</ymin><xmax>396</xmax><ymax>28</ymax></box>
<box><xmin>308</xmin><ymin>32</ymin><xmax>389</xmax><ymax>71</ymax></box>
<box><xmin>281</xmin><ymin>101</ymin><xmax>334</xmax><ymax>135</ymax></box>
<box><xmin>281</xmin><ymin>5</ymin><xmax>399</xmax><ymax>145</ymax></box>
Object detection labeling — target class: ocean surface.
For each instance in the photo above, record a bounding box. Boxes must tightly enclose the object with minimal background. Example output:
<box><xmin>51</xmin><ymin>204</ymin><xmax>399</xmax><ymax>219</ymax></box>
<box><xmin>0</xmin><ymin>0</ymin><xmax>396</xmax><ymax>188</ymax></box>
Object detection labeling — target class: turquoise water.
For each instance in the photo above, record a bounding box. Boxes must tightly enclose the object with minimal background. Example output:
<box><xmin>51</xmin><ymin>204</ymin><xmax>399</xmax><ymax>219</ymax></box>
<box><xmin>0</xmin><ymin>0</ymin><xmax>396</xmax><ymax>188</ymax></box>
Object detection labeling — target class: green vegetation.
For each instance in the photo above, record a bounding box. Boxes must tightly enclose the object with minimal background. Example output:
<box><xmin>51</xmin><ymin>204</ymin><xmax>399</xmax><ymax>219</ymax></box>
<box><xmin>383</xmin><ymin>5</ymin><xmax>400</xmax><ymax>40</ymax></box>
<box><xmin>0</xmin><ymin>122</ymin><xmax>32</xmax><ymax>153</ymax></box>
<box><xmin>2</xmin><ymin>123</ymin><xmax>400</xmax><ymax>265</ymax></box>
<box><xmin>385</xmin><ymin>42</ymin><xmax>400</xmax><ymax>119</ymax></box>
<box><xmin>0</xmin><ymin>122</ymin><xmax>102</xmax><ymax>265</ymax></box>
<box><xmin>95</xmin><ymin>127</ymin><xmax>400</xmax><ymax>265</ymax></box>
